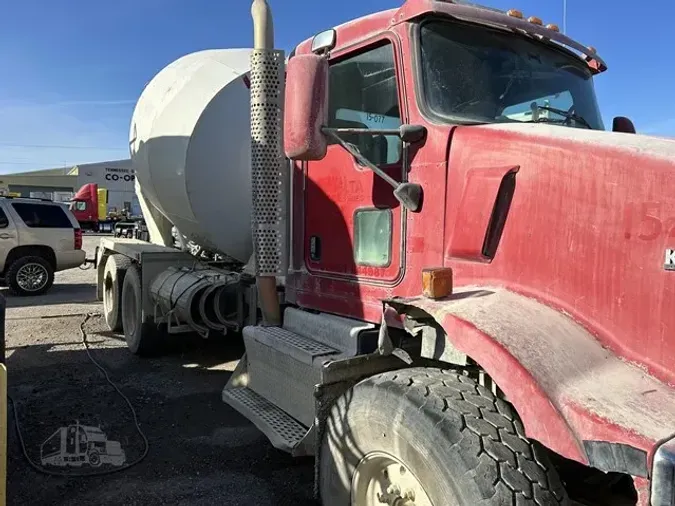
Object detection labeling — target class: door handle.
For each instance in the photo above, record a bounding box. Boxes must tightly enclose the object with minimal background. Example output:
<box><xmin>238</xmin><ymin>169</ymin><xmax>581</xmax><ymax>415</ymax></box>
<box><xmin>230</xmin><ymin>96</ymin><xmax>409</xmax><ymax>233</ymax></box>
<box><xmin>0</xmin><ymin>234</ymin><xmax>15</xmax><ymax>239</ymax></box>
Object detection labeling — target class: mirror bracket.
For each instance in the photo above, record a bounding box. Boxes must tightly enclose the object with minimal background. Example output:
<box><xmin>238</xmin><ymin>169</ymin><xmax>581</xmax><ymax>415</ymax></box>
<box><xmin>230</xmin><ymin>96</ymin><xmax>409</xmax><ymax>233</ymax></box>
<box><xmin>322</xmin><ymin>126</ymin><xmax>425</xmax><ymax>212</ymax></box>
<box><xmin>324</xmin><ymin>125</ymin><xmax>427</xmax><ymax>144</ymax></box>
<box><xmin>399</xmin><ymin>124</ymin><xmax>427</xmax><ymax>144</ymax></box>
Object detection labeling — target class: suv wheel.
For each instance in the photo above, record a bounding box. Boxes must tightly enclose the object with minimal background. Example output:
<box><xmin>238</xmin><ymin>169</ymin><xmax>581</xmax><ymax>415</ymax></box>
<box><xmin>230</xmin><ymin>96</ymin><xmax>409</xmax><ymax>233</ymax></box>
<box><xmin>7</xmin><ymin>256</ymin><xmax>54</xmax><ymax>296</ymax></box>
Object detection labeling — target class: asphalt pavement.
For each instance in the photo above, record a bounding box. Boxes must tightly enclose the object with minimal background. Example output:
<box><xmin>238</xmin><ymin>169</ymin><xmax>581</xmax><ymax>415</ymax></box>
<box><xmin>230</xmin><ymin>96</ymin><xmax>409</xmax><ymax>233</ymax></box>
<box><xmin>5</xmin><ymin>235</ymin><xmax>317</xmax><ymax>506</ymax></box>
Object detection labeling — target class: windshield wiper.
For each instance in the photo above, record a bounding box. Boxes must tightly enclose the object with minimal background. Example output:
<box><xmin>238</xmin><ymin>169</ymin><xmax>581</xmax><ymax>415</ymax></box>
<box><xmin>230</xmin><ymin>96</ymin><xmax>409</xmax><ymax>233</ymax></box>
<box><xmin>533</xmin><ymin>105</ymin><xmax>593</xmax><ymax>129</ymax></box>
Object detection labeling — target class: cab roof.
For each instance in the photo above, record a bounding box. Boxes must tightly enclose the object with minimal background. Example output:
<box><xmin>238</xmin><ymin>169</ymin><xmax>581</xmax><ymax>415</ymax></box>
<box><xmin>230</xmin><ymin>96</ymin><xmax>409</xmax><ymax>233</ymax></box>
<box><xmin>295</xmin><ymin>0</ymin><xmax>606</xmax><ymax>74</ymax></box>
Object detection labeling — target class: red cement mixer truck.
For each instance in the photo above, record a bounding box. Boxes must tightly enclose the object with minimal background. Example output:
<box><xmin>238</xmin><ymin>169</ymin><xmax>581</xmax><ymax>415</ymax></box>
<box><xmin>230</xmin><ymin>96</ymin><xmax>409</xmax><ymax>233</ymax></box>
<box><xmin>95</xmin><ymin>1</ymin><xmax>675</xmax><ymax>504</ymax></box>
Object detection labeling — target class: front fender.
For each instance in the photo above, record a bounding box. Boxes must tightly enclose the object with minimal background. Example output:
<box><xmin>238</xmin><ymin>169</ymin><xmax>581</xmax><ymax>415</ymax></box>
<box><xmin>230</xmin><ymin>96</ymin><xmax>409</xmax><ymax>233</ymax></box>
<box><xmin>388</xmin><ymin>287</ymin><xmax>675</xmax><ymax>476</ymax></box>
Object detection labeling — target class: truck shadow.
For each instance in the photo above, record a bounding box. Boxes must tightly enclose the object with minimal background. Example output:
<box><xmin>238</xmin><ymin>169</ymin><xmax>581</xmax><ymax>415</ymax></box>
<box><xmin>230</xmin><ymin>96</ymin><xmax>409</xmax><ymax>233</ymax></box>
<box><xmin>2</xmin><ymin>283</ymin><xmax>98</xmax><ymax>308</ymax></box>
<box><xmin>5</xmin><ymin>316</ymin><xmax>317</xmax><ymax>506</ymax></box>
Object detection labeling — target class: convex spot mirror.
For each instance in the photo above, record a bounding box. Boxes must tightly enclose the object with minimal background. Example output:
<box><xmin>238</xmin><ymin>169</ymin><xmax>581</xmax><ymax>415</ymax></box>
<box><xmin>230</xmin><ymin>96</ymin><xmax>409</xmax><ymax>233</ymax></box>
<box><xmin>612</xmin><ymin>116</ymin><xmax>636</xmax><ymax>134</ymax></box>
<box><xmin>311</xmin><ymin>29</ymin><xmax>336</xmax><ymax>54</ymax></box>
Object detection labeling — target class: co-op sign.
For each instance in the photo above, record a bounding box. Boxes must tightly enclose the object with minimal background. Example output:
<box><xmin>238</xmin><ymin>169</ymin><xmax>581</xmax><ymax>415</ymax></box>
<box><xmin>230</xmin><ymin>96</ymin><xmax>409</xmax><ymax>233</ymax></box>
<box><xmin>105</xmin><ymin>167</ymin><xmax>135</xmax><ymax>182</ymax></box>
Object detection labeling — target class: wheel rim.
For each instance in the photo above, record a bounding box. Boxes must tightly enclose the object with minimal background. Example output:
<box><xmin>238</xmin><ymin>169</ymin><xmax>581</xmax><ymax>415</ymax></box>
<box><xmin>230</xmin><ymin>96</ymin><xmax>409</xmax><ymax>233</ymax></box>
<box><xmin>351</xmin><ymin>452</ymin><xmax>435</xmax><ymax>506</ymax></box>
<box><xmin>16</xmin><ymin>263</ymin><xmax>48</xmax><ymax>292</ymax></box>
<box><xmin>122</xmin><ymin>281</ymin><xmax>138</xmax><ymax>334</ymax></box>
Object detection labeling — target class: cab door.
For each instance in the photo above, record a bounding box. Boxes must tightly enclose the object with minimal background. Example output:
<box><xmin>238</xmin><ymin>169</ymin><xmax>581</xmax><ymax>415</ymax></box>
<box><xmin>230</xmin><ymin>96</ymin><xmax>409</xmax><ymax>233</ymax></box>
<box><xmin>304</xmin><ymin>37</ymin><xmax>407</xmax><ymax>283</ymax></box>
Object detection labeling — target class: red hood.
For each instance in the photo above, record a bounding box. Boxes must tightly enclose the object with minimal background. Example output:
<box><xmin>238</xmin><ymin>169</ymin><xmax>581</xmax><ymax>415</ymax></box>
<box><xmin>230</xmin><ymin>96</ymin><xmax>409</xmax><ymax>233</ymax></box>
<box><xmin>443</xmin><ymin>123</ymin><xmax>675</xmax><ymax>384</ymax></box>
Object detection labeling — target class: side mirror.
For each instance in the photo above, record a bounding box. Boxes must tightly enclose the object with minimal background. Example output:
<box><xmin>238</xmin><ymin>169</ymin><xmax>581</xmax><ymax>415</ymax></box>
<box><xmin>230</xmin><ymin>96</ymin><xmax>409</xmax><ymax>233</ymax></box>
<box><xmin>284</xmin><ymin>54</ymin><xmax>329</xmax><ymax>160</ymax></box>
<box><xmin>612</xmin><ymin>116</ymin><xmax>636</xmax><ymax>134</ymax></box>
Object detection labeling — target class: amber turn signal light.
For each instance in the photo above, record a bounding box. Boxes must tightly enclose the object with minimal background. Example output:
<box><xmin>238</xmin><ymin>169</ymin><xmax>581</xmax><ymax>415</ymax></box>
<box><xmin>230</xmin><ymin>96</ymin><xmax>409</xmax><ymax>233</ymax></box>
<box><xmin>422</xmin><ymin>268</ymin><xmax>454</xmax><ymax>299</ymax></box>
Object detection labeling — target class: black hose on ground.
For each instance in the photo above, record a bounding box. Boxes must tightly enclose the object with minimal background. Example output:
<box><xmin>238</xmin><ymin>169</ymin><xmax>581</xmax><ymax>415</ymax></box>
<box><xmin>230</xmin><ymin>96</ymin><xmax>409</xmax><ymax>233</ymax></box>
<box><xmin>7</xmin><ymin>313</ymin><xmax>149</xmax><ymax>477</ymax></box>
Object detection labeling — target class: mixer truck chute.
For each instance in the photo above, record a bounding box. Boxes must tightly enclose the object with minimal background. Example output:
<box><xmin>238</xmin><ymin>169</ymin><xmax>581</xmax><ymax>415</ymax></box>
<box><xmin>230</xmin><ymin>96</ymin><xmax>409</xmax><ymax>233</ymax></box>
<box><xmin>96</xmin><ymin>0</ymin><xmax>675</xmax><ymax>504</ymax></box>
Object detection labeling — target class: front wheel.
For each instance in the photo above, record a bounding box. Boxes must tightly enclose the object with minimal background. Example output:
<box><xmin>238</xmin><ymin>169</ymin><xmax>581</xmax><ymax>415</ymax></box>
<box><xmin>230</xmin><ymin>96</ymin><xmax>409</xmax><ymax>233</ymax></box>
<box><xmin>320</xmin><ymin>368</ymin><xmax>568</xmax><ymax>506</ymax></box>
<box><xmin>88</xmin><ymin>450</ymin><xmax>101</xmax><ymax>467</ymax></box>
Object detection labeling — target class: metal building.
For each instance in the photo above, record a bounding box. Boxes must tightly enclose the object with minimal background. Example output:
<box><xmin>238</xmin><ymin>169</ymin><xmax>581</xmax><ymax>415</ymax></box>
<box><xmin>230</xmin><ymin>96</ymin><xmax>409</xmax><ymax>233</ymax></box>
<box><xmin>0</xmin><ymin>159</ymin><xmax>139</xmax><ymax>214</ymax></box>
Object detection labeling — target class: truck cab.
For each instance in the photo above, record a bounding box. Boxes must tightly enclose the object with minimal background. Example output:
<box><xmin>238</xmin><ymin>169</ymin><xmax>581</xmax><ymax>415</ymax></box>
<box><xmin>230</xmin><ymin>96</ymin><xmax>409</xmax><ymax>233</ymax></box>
<box><xmin>277</xmin><ymin>1</ymin><xmax>675</xmax><ymax>504</ymax></box>
<box><xmin>70</xmin><ymin>183</ymin><xmax>108</xmax><ymax>231</ymax></box>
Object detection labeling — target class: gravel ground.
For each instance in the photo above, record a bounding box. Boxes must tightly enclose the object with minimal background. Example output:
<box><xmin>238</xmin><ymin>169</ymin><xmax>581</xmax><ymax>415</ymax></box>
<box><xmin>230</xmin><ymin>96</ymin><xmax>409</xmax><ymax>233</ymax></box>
<box><xmin>5</xmin><ymin>235</ymin><xmax>317</xmax><ymax>506</ymax></box>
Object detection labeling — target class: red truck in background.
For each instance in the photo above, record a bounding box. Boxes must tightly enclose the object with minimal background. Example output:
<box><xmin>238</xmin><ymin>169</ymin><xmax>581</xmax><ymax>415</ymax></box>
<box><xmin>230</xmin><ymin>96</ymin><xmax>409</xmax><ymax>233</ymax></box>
<box><xmin>69</xmin><ymin>183</ymin><xmax>132</xmax><ymax>233</ymax></box>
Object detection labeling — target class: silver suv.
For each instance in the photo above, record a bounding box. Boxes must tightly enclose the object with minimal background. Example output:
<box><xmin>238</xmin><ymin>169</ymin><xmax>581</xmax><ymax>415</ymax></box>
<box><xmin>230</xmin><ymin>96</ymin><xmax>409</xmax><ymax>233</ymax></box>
<box><xmin>0</xmin><ymin>198</ymin><xmax>85</xmax><ymax>295</ymax></box>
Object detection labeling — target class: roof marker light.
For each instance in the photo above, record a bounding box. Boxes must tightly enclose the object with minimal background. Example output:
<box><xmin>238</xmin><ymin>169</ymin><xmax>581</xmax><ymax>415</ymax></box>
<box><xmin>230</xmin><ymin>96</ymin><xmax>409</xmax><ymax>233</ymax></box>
<box><xmin>587</xmin><ymin>46</ymin><xmax>597</xmax><ymax>54</ymax></box>
<box><xmin>528</xmin><ymin>16</ymin><xmax>543</xmax><ymax>25</ymax></box>
<box><xmin>546</xmin><ymin>23</ymin><xmax>560</xmax><ymax>32</ymax></box>
<box><xmin>507</xmin><ymin>9</ymin><xmax>523</xmax><ymax>19</ymax></box>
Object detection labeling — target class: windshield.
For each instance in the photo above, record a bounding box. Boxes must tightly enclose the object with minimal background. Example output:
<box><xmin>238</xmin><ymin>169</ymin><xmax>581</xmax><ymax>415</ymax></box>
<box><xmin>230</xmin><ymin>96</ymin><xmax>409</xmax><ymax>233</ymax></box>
<box><xmin>69</xmin><ymin>201</ymin><xmax>86</xmax><ymax>211</ymax></box>
<box><xmin>418</xmin><ymin>19</ymin><xmax>605</xmax><ymax>130</ymax></box>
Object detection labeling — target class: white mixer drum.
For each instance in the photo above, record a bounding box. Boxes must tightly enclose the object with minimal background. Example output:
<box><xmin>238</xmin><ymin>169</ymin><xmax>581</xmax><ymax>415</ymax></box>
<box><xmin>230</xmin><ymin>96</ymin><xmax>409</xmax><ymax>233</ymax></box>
<box><xmin>130</xmin><ymin>48</ymin><xmax>254</xmax><ymax>262</ymax></box>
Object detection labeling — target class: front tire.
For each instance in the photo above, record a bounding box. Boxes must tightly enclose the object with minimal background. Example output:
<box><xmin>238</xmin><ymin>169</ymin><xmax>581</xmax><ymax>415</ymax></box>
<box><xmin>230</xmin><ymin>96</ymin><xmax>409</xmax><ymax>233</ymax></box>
<box><xmin>7</xmin><ymin>256</ymin><xmax>54</xmax><ymax>296</ymax></box>
<box><xmin>88</xmin><ymin>450</ymin><xmax>101</xmax><ymax>467</ymax></box>
<box><xmin>320</xmin><ymin>368</ymin><xmax>567</xmax><ymax>506</ymax></box>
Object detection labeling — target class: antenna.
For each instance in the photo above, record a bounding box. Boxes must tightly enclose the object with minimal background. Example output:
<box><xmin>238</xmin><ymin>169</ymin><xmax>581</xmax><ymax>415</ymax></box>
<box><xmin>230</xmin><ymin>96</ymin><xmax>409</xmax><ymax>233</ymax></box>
<box><xmin>562</xmin><ymin>0</ymin><xmax>567</xmax><ymax>34</ymax></box>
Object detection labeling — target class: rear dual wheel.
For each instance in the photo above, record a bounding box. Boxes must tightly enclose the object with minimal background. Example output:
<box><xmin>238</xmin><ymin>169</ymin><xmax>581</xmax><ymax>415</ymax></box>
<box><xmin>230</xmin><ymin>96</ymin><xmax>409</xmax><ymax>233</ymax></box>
<box><xmin>120</xmin><ymin>264</ymin><xmax>160</xmax><ymax>356</ymax></box>
<box><xmin>102</xmin><ymin>254</ymin><xmax>131</xmax><ymax>331</ymax></box>
<box><xmin>320</xmin><ymin>368</ymin><xmax>568</xmax><ymax>506</ymax></box>
<box><xmin>102</xmin><ymin>255</ymin><xmax>159</xmax><ymax>355</ymax></box>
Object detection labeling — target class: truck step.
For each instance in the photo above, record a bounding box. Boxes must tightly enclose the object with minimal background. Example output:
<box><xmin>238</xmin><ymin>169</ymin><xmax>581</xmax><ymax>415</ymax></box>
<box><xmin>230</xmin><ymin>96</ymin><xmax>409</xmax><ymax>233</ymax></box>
<box><xmin>222</xmin><ymin>386</ymin><xmax>312</xmax><ymax>456</ymax></box>
<box><xmin>283</xmin><ymin>307</ymin><xmax>375</xmax><ymax>354</ymax></box>
<box><xmin>244</xmin><ymin>325</ymin><xmax>341</xmax><ymax>427</ymax></box>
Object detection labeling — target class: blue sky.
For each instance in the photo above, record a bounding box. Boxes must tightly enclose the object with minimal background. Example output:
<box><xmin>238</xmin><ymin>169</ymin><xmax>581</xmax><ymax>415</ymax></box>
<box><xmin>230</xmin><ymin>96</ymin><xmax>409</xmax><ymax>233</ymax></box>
<box><xmin>1</xmin><ymin>0</ymin><xmax>673</xmax><ymax>173</ymax></box>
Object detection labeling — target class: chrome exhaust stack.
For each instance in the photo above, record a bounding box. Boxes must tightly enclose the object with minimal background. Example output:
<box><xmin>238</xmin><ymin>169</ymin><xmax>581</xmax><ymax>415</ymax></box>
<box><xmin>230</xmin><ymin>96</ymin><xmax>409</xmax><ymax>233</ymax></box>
<box><xmin>249</xmin><ymin>0</ymin><xmax>287</xmax><ymax>326</ymax></box>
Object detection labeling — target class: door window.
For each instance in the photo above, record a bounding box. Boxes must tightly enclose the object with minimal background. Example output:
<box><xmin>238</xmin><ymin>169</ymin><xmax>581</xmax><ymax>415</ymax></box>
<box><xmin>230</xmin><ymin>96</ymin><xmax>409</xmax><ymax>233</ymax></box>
<box><xmin>12</xmin><ymin>203</ymin><xmax>72</xmax><ymax>228</ymax></box>
<box><xmin>0</xmin><ymin>208</ymin><xmax>9</xmax><ymax>229</ymax></box>
<box><xmin>354</xmin><ymin>208</ymin><xmax>392</xmax><ymax>267</ymax></box>
<box><xmin>327</xmin><ymin>43</ymin><xmax>402</xmax><ymax>166</ymax></box>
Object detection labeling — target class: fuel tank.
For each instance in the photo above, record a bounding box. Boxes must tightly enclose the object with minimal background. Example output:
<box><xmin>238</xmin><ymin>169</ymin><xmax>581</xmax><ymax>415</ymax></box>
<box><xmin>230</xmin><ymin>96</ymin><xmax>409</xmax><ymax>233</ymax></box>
<box><xmin>129</xmin><ymin>48</ymin><xmax>254</xmax><ymax>262</ymax></box>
